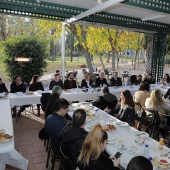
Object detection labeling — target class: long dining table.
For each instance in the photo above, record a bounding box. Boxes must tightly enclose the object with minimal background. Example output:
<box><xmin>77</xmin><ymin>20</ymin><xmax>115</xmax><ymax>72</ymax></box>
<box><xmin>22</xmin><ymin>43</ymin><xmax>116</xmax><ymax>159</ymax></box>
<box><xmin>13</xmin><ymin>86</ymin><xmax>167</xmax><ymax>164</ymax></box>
<box><xmin>0</xmin><ymin>98</ymin><xmax>28</xmax><ymax>170</ymax></box>
<box><xmin>9</xmin><ymin>84</ymin><xmax>168</xmax><ymax>108</ymax></box>
<box><xmin>67</xmin><ymin>103</ymin><xmax>170</xmax><ymax>170</ymax></box>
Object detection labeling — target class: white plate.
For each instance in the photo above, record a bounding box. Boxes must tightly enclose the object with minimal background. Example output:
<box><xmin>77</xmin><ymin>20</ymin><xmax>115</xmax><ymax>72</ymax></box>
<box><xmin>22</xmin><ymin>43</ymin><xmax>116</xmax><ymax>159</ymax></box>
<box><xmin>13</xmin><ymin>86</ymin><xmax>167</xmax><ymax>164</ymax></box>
<box><xmin>159</xmin><ymin>158</ymin><xmax>170</xmax><ymax>165</ymax></box>
<box><xmin>107</xmin><ymin>141</ymin><xmax>116</xmax><ymax>145</ymax></box>
<box><xmin>127</xmin><ymin>148</ymin><xmax>138</xmax><ymax>155</ymax></box>
<box><xmin>135</xmin><ymin>132</ymin><xmax>149</xmax><ymax>139</ymax></box>
<box><xmin>115</xmin><ymin>122</ymin><xmax>128</xmax><ymax>127</ymax></box>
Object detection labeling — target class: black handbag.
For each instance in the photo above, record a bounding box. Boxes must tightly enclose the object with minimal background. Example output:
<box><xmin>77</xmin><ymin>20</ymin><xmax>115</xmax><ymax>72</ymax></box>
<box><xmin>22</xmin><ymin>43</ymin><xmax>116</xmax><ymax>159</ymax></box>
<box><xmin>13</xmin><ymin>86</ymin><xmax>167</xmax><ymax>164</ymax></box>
<box><xmin>38</xmin><ymin>127</ymin><xmax>48</xmax><ymax>140</ymax></box>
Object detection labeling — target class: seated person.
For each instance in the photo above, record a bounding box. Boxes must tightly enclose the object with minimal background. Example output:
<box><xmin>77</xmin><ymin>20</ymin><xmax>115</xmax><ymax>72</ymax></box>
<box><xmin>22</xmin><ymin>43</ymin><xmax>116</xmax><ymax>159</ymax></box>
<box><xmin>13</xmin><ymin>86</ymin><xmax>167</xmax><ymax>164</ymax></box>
<box><xmin>164</xmin><ymin>88</ymin><xmax>170</xmax><ymax>100</ymax></box>
<box><xmin>78</xmin><ymin>123</ymin><xmax>120</xmax><ymax>170</ymax></box>
<box><xmin>40</xmin><ymin>86</ymin><xmax>62</xmax><ymax>112</ymax></box>
<box><xmin>64</xmin><ymin>72</ymin><xmax>77</xmax><ymax>89</ymax></box>
<box><xmin>134</xmin><ymin>74</ymin><xmax>142</xmax><ymax>85</ymax></box>
<box><xmin>81</xmin><ymin>73</ymin><xmax>93</xmax><ymax>88</ymax></box>
<box><xmin>133</xmin><ymin>83</ymin><xmax>150</xmax><ymax>112</ymax></box>
<box><xmin>45</xmin><ymin>93</ymin><xmax>59</xmax><ymax>120</ymax></box>
<box><xmin>110</xmin><ymin>72</ymin><xmax>122</xmax><ymax>87</ymax></box>
<box><xmin>118</xmin><ymin>90</ymin><xmax>135</xmax><ymax>123</ymax></box>
<box><xmin>92</xmin><ymin>87</ymin><xmax>117</xmax><ymax>111</ymax></box>
<box><xmin>143</xmin><ymin>73</ymin><xmax>155</xmax><ymax>84</ymax></box>
<box><xmin>0</xmin><ymin>78</ymin><xmax>8</xmax><ymax>94</ymax></box>
<box><xmin>60</xmin><ymin>109</ymin><xmax>88</xmax><ymax>166</ymax></box>
<box><xmin>159</xmin><ymin>73</ymin><xmax>170</xmax><ymax>86</ymax></box>
<box><xmin>126</xmin><ymin>156</ymin><xmax>153</xmax><ymax>170</ymax></box>
<box><xmin>29</xmin><ymin>75</ymin><xmax>44</xmax><ymax>116</ymax></box>
<box><xmin>95</xmin><ymin>72</ymin><xmax>109</xmax><ymax>87</ymax></box>
<box><xmin>146</xmin><ymin>89</ymin><xmax>170</xmax><ymax>127</ymax></box>
<box><xmin>49</xmin><ymin>74</ymin><xmax>63</xmax><ymax>90</ymax></box>
<box><xmin>10</xmin><ymin>75</ymin><xmax>28</xmax><ymax>117</ymax></box>
<box><xmin>45</xmin><ymin>98</ymin><xmax>70</xmax><ymax>153</ymax></box>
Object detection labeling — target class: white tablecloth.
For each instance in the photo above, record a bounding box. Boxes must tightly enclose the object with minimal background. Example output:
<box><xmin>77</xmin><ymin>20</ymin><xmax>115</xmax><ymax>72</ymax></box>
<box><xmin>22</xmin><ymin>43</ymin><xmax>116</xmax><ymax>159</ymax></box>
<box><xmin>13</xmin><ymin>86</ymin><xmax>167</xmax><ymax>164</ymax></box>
<box><xmin>9</xmin><ymin>84</ymin><xmax>168</xmax><ymax>108</ymax></box>
<box><xmin>0</xmin><ymin>98</ymin><xmax>28</xmax><ymax>170</ymax></box>
<box><xmin>67</xmin><ymin>103</ymin><xmax>170</xmax><ymax>170</ymax></box>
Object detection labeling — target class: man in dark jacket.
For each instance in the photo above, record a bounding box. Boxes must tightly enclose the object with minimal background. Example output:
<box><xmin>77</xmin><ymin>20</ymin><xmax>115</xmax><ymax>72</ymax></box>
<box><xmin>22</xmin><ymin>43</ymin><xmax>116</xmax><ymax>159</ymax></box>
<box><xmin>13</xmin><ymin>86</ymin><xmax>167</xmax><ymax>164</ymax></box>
<box><xmin>110</xmin><ymin>72</ymin><xmax>122</xmax><ymax>87</ymax></box>
<box><xmin>45</xmin><ymin>98</ymin><xmax>70</xmax><ymax>154</ymax></box>
<box><xmin>95</xmin><ymin>72</ymin><xmax>109</xmax><ymax>87</ymax></box>
<box><xmin>164</xmin><ymin>88</ymin><xmax>170</xmax><ymax>100</ymax></box>
<box><xmin>49</xmin><ymin>74</ymin><xmax>63</xmax><ymax>90</ymax></box>
<box><xmin>92</xmin><ymin>87</ymin><xmax>117</xmax><ymax>111</ymax></box>
<box><xmin>60</xmin><ymin>109</ymin><xmax>88</xmax><ymax>166</ymax></box>
<box><xmin>10</xmin><ymin>75</ymin><xmax>28</xmax><ymax>117</ymax></box>
<box><xmin>0</xmin><ymin>78</ymin><xmax>8</xmax><ymax>94</ymax></box>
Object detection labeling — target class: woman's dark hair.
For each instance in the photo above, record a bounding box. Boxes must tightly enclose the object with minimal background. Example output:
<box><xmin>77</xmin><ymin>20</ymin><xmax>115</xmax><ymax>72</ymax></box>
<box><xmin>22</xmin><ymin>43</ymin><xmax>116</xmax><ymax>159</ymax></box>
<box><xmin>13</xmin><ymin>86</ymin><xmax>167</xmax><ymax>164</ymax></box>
<box><xmin>45</xmin><ymin>93</ymin><xmax>59</xmax><ymax>119</ymax></box>
<box><xmin>126</xmin><ymin>156</ymin><xmax>153</xmax><ymax>170</ymax></box>
<box><xmin>165</xmin><ymin>73</ymin><xmax>170</xmax><ymax>83</ymax></box>
<box><xmin>0</xmin><ymin>78</ymin><xmax>1</xmax><ymax>81</ymax></box>
<box><xmin>121</xmin><ymin>90</ymin><xmax>135</xmax><ymax>108</ymax></box>
<box><xmin>86</xmin><ymin>73</ymin><xmax>91</xmax><ymax>79</ymax></box>
<box><xmin>139</xmin><ymin>82</ymin><xmax>150</xmax><ymax>92</ymax></box>
<box><xmin>30</xmin><ymin>75</ymin><xmax>39</xmax><ymax>85</ymax></box>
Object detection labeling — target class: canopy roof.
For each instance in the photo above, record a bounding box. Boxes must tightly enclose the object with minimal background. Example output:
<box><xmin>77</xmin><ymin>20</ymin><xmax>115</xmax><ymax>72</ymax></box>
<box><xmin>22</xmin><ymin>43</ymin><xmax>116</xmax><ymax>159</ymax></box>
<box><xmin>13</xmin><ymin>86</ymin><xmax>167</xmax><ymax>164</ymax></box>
<box><xmin>0</xmin><ymin>0</ymin><xmax>170</xmax><ymax>34</ymax></box>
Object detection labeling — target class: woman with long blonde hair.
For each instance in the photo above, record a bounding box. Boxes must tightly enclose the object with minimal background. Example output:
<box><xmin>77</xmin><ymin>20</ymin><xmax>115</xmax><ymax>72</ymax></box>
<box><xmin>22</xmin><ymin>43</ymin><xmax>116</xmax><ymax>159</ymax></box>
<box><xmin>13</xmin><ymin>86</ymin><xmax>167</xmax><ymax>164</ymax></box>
<box><xmin>145</xmin><ymin>89</ymin><xmax>170</xmax><ymax>114</ymax></box>
<box><xmin>78</xmin><ymin>124</ymin><xmax>120</xmax><ymax>170</ymax></box>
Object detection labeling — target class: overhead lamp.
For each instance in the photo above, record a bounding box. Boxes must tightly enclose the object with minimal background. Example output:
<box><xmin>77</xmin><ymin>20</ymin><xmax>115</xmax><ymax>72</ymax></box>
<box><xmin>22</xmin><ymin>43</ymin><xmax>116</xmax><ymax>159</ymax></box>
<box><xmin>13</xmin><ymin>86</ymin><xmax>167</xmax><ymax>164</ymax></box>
<box><xmin>15</xmin><ymin>57</ymin><xmax>32</xmax><ymax>62</ymax></box>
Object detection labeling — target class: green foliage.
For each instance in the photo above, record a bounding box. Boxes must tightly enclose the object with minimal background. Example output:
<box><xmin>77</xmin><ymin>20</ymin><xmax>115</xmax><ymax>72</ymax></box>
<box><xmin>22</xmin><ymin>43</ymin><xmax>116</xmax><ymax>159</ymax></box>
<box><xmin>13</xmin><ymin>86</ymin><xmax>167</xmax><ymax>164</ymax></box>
<box><xmin>2</xmin><ymin>35</ymin><xmax>47</xmax><ymax>83</ymax></box>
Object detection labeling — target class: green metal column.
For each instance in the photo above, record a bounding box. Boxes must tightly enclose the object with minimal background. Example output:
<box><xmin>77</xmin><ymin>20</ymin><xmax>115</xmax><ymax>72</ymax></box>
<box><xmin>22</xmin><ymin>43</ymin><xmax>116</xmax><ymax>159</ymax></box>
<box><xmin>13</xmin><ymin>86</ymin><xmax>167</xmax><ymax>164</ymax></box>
<box><xmin>151</xmin><ymin>33</ymin><xmax>167</xmax><ymax>82</ymax></box>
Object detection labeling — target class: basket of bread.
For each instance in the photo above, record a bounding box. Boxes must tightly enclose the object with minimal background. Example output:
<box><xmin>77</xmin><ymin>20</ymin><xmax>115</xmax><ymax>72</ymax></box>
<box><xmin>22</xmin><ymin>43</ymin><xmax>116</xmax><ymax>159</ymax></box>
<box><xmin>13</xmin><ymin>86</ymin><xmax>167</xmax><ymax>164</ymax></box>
<box><xmin>0</xmin><ymin>129</ymin><xmax>13</xmax><ymax>143</ymax></box>
<box><xmin>103</xmin><ymin>125</ymin><xmax>116</xmax><ymax>131</ymax></box>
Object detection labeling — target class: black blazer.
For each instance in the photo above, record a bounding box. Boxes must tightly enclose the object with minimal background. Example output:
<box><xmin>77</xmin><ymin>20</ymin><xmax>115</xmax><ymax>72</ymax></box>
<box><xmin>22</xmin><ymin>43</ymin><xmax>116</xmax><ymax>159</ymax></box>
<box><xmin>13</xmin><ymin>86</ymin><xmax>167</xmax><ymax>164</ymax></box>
<box><xmin>95</xmin><ymin>77</ymin><xmax>109</xmax><ymax>87</ymax></box>
<box><xmin>29</xmin><ymin>82</ymin><xmax>44</xmax><ymax>91</ymax></box>
<box><xmin>118</xmin><ymin>105</ymin><xmax>135</xmax><ymax>123</ymax></box>
<box><xmin>143</xmin><ymin>78</ymin><xmax>155</xmax><ymax>84</ymax></box>
<box><xmin>164</xmin><ymin>88</ymin><xmax>170</xmax><ymax>100</ymax></box>
<box><xmin>10</xmin><ymin>82</ymin><xmax>26</xmax><ymax>93</ymax></box>
<box><xmin>0</xmin><ymin>83</ymin><xmax>8</xmax><ymax>93</ymax></box>
<box><xmin>49</xmin><ymin>80</ymin><xmax>64</xmax><ymax>90</ymax></box>
<box><xmin>81</xmin><ymin>79</ymin><xmax>93</xmax><ymax>88</ymax></box>
<box><xmin>110</xmin><ymin>77</ymin><xmax>122</xmax><ymax>86</ymax></box>
<box><xmin>64</xmin><ymin>79</ymin><xmax>77</xmax><ymax>89</ymax></box>
<box><xmin>78</xmin><ymin>152</ymin><xmax>120</xmax><ymax>170</ymax></box>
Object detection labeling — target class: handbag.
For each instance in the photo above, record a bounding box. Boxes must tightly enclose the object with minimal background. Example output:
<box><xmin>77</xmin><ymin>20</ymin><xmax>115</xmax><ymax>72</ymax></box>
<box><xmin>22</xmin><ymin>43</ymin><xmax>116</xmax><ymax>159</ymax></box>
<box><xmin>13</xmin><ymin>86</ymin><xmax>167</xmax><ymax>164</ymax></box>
<box><xmin>38</xmin><ymin>127</ymin><xmax>48</xmax><ymax>140</ymax></box>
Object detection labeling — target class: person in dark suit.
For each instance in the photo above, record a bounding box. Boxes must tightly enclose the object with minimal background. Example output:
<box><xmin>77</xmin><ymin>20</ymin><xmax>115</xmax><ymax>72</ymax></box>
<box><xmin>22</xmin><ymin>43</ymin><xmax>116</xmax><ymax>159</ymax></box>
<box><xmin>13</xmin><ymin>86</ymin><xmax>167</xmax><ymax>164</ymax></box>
<box><xmin>0</xmin><ymin>78</ymin><xmax>8</xmax><ymax>94</ymax></box>
<box><xmin>81</xmin><ymin>73</ymin><xmax>93</xmax><ymax>88</ymax></box>
<box><xmin>64</xmin><ymin>72</ymin><xmax>77</xmax><ymax>89</ymax></box>
<box><xmin>95</xmin><ymin>72</ymin><xmax>109</xmax><ymax>87</ymax></box>
<box><xmin>60</xmin><ymin>109</ymin><xmax>88</xmax><ymax>166</ymax></box>
<box><xmin>49</xmin><ymin>74</ymin><xmax>63</xmax><ymax>90</ymax></box>
<box><xmin>29</xmin><ymin>75</ymin><xmax>44</xmax><ymax>116</ymax></box>
<box><xmin>143</xmin><ymin>73</ymin><xmax>155</xmax><ymax>84</ymax></box>
<box><xmin>10</xmin><ymin>75</ymin><xmax>27</xmax><ymax>117</ymax></box>
<box><xmin>110</xmin><ymin>72</ymin><xmax>122</xmax><ymax>87</ymax></box>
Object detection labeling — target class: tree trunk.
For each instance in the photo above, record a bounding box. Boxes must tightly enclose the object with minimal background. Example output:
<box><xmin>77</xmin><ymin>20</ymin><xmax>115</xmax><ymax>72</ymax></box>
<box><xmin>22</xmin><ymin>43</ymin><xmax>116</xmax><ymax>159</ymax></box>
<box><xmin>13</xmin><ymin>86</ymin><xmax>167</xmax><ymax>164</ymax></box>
<box><xmin>138</xmin><ymin>51</ymin><xmax>140</xmax><ymax>68</ymax></box>
<box><xmin>116</xmin><ymin>51</ymin><xmax>119</xmax><ymax>68</ymax></box>
<box><xmin>70</xmin><ymin>33</ymin><xmax>73</xmax><ymax>62</ymax></box>
<box><xmin>99</xmin><ymin>53</ymin><xmax>105</xmax><ymax>70</ymax></box>
<box><xmin>112</xmin><ymin>49</ymin><xmax>116</xmax><ymax>71</ymax></box>
<box><xmin>134</xmin><ymin>50</ymin><xmax>139</xmax><ymax>70</ymax></box>
<box><xmin>106</xmin><ymin>51</ymin><xmax>110</xmax><ymax>63</ymax></box>
<box><xmin>51</xmin><ymin>37</ymin><xmax>55</xmax><ymax>62</ymax></box>
<box><xmin>131</xmin><ymin>52</ymin><xmax>134</xmax><ymax>66</ymax></box>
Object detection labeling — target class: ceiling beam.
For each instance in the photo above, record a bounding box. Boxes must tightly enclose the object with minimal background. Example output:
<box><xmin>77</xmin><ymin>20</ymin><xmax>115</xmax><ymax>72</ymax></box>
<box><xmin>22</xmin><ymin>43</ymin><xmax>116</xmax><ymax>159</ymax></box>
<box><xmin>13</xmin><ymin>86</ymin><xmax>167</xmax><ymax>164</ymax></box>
<box><xmin>64</xmin><ymin>0</ymin><xmax>125</xmax><ymax>24</ymax></box>
<box><xmin>141</xmin><ymin>14</ymin><xmax>167</xmax><ymax>22</ymax></box>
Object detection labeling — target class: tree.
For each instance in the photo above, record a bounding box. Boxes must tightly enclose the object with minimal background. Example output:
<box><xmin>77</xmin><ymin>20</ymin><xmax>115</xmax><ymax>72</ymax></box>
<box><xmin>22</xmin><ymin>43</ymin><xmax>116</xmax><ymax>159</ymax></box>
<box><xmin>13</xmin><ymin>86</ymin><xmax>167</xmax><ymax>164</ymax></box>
<box><xmin>3</xmin><ymin>35</ymin><xmax>47</xmax><ymax>83</ymax></box>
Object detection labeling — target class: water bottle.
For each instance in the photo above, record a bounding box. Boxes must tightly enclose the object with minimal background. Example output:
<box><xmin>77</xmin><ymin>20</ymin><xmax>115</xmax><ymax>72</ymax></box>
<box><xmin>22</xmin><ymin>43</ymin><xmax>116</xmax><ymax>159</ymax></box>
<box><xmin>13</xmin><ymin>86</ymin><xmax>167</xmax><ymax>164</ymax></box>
<box><xmin>100</xmin><ymin>84</ymin><xmax>102</xmax><ymax>88</ymax></box>
<box><xmin>149</xmin><ymin>157</ymin><xmax>153</xmax><ymax>164</ymax></box>
<box><xmin>143</xmin><ymin>144</ymin><xmax>149</xmax><ymax>159</ymax></box>
<box><xmin>45</xmin><ymin>85</ymin><xmax>49</xmax><ymax>91</ymax></box>
<box><xmin>95</xmin><ymin>109</ymin><xmax>99</xmax><ymax>122</ymax></box>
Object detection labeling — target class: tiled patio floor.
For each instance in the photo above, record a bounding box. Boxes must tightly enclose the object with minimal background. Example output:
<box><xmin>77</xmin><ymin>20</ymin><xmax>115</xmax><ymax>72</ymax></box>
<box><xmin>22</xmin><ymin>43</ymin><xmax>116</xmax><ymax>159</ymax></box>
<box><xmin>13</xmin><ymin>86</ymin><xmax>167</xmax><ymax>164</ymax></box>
<box><xmin>6</xmin><ymin>109</ymin><xmax>60</xmax><ymax>170</ymax></box>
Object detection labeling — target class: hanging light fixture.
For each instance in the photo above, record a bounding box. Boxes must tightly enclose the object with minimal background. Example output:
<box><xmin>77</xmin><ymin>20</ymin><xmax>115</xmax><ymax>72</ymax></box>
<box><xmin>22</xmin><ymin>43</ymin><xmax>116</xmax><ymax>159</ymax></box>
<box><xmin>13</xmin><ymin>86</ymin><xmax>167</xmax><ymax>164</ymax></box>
<box><xmin>15</xmin><ymin>57</ymin><xmax>32</xmax><ymax>62</ymax></box>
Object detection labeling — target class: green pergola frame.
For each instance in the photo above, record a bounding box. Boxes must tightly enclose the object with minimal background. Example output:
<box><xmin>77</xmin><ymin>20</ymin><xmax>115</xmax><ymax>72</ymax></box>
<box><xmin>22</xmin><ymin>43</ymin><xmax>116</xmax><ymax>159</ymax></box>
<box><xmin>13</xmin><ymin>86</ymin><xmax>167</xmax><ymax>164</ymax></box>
<box><xmin>0</xmin><ymin>0</ymin><xmax>169</xmax><ymax>81</ymax></box>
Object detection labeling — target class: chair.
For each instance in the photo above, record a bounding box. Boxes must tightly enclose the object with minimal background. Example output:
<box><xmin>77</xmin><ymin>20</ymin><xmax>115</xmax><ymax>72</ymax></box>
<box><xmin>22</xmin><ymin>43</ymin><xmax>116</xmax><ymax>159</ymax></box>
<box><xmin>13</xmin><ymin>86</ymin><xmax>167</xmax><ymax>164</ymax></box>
<box><xmin>155</xmin><ymin>124</ymin><xmax>170</xmax><ymax>143</ymax></box>
<box><xmin>59</xmin><ymin>147</ymin><xmax>76</xmax><ymax>170</ymax></box>
<box><xmin>145</xmin><ymin>109</ymin><xmax>161</xmax><ymax>138</ymax></box>
<box><xmin>46</xmin><ymin>141</ymin><xmax>60</xmax><ymax>170</ymax></box>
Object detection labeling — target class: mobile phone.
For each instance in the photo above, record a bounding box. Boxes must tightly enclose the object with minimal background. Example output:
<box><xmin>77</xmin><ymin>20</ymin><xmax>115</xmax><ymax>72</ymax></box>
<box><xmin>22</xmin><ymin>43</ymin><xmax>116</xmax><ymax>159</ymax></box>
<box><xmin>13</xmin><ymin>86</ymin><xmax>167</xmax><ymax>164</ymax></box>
<box><xmin>114</xmin><ymin>151</ymin><xmax>123</xmax><ymax>159</ymax></box>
